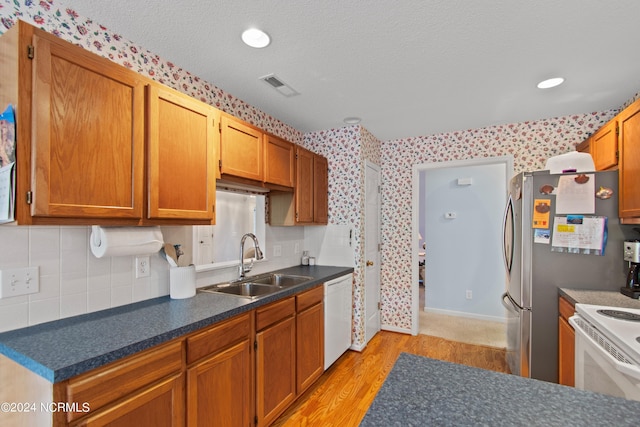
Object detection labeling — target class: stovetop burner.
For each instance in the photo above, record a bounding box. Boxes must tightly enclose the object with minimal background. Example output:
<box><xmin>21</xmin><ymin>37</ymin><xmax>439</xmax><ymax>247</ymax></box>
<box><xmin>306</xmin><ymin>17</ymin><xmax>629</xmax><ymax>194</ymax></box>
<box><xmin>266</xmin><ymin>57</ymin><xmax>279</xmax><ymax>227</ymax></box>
<box><xmin>597</xmin><ymin>309</ymin><xmax>640</xmax><ymax>321</ymax></box>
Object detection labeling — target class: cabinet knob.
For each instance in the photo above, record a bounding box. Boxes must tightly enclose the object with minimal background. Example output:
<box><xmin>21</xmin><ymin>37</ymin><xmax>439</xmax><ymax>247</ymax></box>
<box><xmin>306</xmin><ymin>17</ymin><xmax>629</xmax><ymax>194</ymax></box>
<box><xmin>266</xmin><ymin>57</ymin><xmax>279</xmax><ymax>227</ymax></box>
<box><xmin>366</xmin><ymin>260</ymin><xmax>374</xmax><ymax>266</ymax></box>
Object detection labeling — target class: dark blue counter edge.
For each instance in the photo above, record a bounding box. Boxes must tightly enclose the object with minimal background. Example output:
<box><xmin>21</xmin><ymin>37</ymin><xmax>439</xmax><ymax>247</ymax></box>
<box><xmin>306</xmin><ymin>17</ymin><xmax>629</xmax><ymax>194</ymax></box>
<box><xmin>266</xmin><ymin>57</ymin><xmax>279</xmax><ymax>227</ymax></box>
<box><xmin>0</xmin><ymin>266</ymin><xmax>353</xmax><ymax>383</ymax></box>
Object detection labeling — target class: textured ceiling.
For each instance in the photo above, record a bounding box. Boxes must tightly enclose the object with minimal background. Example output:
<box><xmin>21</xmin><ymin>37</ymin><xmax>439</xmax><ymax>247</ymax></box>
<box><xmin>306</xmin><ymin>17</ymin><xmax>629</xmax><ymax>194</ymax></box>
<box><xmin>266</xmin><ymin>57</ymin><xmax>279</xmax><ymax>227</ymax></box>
<box><xmin>59</xmin><ymin>0</ymin><xmax>640</xmax><ymax>141</ymax></box>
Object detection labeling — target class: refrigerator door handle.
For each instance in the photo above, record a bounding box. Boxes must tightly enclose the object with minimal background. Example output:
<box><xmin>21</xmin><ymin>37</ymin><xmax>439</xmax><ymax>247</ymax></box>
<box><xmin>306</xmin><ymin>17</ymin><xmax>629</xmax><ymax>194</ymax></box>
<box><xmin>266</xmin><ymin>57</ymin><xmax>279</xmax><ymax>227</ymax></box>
<box><xmin>502</xmin><ymin>195</ymin><xmax>514</xmax><ymax>277</ymax></box>
<box><xmin>502</xmin><ymin>292</ymin><xmax>526</xmax><ymax>312</ymax></box>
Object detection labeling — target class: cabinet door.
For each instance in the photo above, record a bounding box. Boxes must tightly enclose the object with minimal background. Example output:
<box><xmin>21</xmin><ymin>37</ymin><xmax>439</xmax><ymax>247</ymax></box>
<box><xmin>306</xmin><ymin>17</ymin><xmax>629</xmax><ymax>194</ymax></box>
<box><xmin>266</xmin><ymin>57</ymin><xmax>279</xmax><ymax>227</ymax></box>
<box><xmin>591</xmin><ymin>120</ymin><xmax>618</xmax><ymax>170</ymax></box>
<box><xmin>619</xmin><ymin>99</ymin><xmax>640</xmax><ymax>220</ymax></box>
<box><xmin>295</xmin><ymin>146</ymin><xmax>314</xmax><ymax>224</ymax></box>
<box><xmin>575</xmin><ymin>137</ymin><xmax>591</xmax><ymax>154</ymax></box>
<box><xmin>186</xmin><ymin>340</ymin><xmax>251</xmax><ymax>427</ymax></box>
<box><xmin>220</xmin><ymin>115</ymin><xmax>263</xmax><ymax>181</ymax></box>
<box><xmin>31</xmin><ymin>30</ymin><xmax>145</xmax><ymax>219</ymax></box>
<box><xmin>264</xmin><ymin>135</ymin><xmax>294</xmax><ymax>188</ymax></box>
<box><xmin>147</xmin><ymin>84</ymin><xmax>218</xmax><ymax>221</ymax></box>
<box><xmin>296</xmin><ymin>302</ymin><xmax>324</xmax><ymax>394</ymax></box>
<box><xmin>558</xmin><ymin>297</ymin><xmax>575</xmax><ymax>387</ymax></box>
<box><xmin>76</xmin><ymin>374</ymin><xmax>184</xmax><ymax>427</ymax></box>
<box><xmin>558</xmin><ymin>316</ymin><xmax>575</xmax><ymax>387</ymax></box>
<box><xmin>313</xmin><ymin>154</ymin><xmax>329</xmax><ymax>224</ymax></box>
<box><xmin>256</xmin><ymin>317</ymin><xmax>296</xmax><ymax>426</ymax></box>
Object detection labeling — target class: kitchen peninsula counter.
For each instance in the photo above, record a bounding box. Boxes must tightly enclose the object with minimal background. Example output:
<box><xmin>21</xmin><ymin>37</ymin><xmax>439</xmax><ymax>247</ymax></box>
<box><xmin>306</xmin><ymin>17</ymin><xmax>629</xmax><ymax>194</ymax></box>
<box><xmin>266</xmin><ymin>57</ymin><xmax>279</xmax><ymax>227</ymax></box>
<box><xmin>0</xmin><ymin>265</ymin><xmax>352</xmax><ymax>383</ymax></box>
<box><xmin>361</xmin><ymin>353</ymin><xmax>640</xmax><ymax>426</ymax></box>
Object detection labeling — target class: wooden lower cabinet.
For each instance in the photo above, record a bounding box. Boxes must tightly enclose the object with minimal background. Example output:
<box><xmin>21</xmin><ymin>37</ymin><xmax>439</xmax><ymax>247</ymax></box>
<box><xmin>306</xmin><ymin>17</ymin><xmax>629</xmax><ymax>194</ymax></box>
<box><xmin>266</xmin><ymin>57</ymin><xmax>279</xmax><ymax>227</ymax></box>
<box><xmin>186</xmin><ymin>312</ymin><xmax>252</xmax><ymax>427</ymax></box>
<box><xmin>71</xmin><ymin>374</ymin><xmax>184</xmax><ymax>427</ymax></box>
<box><xmin>558</xmin><ymin>296</ymin><xmax>575</xmax><ymax>387</ymax></box>
<box><xmin>256</xmin><ymin>299</ymin><xmax>297</xmax><ymax>426</ymax></box>
<box><xmin>186</xmin><ymin>340</ymin><xmax>251</xmax><ymax>427</ymax></box>
<box><xmin>255</xmin><ymin>286</ymin><xmax>325</xmax><ymax>426</ymax></box>
<box><xmin>296</xmin><ymin>288</ymin><xmax>324</xmax><ymax>395</ymax></box>
<box><xmin>8</xmin><ymin>292</ymin><xmax>326</xmax><ymax>427</ymax></box>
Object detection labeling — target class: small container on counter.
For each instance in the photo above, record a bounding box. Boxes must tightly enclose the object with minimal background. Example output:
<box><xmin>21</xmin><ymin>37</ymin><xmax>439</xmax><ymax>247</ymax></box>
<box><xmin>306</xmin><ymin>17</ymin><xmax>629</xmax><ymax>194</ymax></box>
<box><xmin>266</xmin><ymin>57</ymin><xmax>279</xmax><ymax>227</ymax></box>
<box><xmin>301</xmin><ymin>251</ymin><xmax>309</xmax><ymax>265</ymax></box>
<box><xmin>309</xmin><ymin>257</ymin><xmax>316</xmax><ymax>266</ymax></box>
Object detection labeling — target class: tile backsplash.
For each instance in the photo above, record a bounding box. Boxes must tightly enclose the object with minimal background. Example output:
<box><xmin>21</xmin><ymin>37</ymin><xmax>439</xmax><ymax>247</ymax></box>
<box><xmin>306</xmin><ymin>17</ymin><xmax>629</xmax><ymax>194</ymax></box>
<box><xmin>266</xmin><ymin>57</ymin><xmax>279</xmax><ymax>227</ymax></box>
<box><xmin>0</xmin><ymin>224</ymin><xmax>304</xmax><ymax>333</ymax></box>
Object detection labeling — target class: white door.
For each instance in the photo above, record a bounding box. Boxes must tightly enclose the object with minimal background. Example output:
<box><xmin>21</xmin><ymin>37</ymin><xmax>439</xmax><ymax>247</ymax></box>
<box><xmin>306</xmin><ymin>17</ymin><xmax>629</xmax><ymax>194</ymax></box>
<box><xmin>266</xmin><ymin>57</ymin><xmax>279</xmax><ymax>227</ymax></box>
<box><xmin>364</xmin><ymin>161</ymin><xmax>381</xmax><ymax>344</ymax></box>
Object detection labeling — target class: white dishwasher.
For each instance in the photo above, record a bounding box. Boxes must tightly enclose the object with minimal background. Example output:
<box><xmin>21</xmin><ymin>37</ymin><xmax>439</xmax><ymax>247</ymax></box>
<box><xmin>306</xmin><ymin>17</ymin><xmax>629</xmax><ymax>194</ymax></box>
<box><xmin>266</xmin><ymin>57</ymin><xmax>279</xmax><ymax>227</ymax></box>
<box><xmin>324</xmin><ymin>273</ymin><xmax>353</xmax><ymax>370</ymax></box>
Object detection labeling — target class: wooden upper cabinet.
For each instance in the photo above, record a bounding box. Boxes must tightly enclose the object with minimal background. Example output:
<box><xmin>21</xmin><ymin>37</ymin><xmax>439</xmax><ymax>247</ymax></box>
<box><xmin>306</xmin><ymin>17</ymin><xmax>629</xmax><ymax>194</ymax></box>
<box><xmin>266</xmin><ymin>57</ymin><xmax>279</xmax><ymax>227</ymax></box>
<box><xmin>146</xmin><ymin>84</ymin><xmax>218</xmax><ymax>222</ymax></box>
<box><xmin>295</xmin><ymin>146</ymin><xmax>315</xmax><ymax>224</ymax></box>
<box><xmin>269</xmin><ymin>145</ymin><xmax>329</xmax><ymax>226</ymax></box>
<box><xmin>264</xmin><ymin>134</ymin><xmax>295</xmax><ymax>188</ymax></box>
<box><xmin>30</xmin><ymin>28</ymin><xmax>145</xmax><ymax>220</ymax></box>
<box><xmin>619</xmin><ymin>98</ymin><xmax>640</xmax><ymax>222</ymax></box>
<box><xmin>313</xmin><ymin>154</ymin><xmax>329</xmax><ymax>224</ymax></box>
<box><xmin>219</xmin><ymin>114</ymin><xmax>263</xmax><ymax>182</ymax></box>
<box><xmin>575</xmin><ymin>137</ymin><xmax>590</xmax><ymax>154</ymax></box>
<box><xmin>591</xmin><ymin>119</ymin><xmax>618</xmax><ymax>170</ymax></box>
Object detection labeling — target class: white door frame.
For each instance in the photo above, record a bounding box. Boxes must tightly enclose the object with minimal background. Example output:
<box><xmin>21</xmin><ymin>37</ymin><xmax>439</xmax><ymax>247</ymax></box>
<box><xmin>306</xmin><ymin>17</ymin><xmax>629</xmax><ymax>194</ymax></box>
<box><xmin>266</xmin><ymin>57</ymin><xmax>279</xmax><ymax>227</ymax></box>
<box><xmin>364</xmin><ymin>160</ymin><xmax>381</xmax><ymax>345</ymax></box>
<box><xmin>411</xmin><ymin>155</ymin><xmax>513</xmax><ymax>335</ymax></box>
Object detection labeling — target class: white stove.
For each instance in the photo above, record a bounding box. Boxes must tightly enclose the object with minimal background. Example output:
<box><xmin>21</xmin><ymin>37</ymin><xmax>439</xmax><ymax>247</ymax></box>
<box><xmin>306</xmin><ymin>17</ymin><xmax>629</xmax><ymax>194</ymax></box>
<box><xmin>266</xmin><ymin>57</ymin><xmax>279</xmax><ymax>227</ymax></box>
<box><xmin>570</xmin><ymin>304</ymin><xmax>640</xmax><ymax>401</ymax></box>
<box><xmin>575</xmin><ymin>303</ymin><xmax>640</xmax><ymax>364</ymax></box>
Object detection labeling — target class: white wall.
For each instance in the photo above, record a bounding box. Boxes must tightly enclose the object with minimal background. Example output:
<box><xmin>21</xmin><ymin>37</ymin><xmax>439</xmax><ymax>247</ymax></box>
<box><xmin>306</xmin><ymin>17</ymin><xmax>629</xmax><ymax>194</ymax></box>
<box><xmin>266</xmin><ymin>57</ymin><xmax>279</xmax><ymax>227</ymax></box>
<box><xmin>421</xmin><ymin>159</ymin><xmax>508</xmax><ymax>321</ymax></box>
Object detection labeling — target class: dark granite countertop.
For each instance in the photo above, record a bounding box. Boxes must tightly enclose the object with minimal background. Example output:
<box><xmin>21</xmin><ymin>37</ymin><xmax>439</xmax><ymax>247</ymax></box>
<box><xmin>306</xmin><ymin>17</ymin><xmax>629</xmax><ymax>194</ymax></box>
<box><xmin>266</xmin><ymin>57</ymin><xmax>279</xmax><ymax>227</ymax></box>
<box><xmin>0</xmin><ymin>265</ymin><xmax>352</xmax><ymax>383</ymax></box>
<box><xmin>559</xmin><ymin>288</ymin><xmax>640</xmax><ymax>309</ymax></box>
<box><xmin>360</xmin><ymin>353</ymin><xmax>640</xmax><ymax>427</ymax></box>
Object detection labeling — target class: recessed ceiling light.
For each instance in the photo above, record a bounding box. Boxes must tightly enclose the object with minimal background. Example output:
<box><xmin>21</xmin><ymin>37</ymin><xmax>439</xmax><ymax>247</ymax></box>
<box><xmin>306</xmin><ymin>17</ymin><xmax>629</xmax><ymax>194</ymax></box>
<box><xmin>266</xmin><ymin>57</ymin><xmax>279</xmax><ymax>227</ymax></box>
<box><xmin>343</xmin><ymin>117</ymin><xmax>361</xmax><ymax>125</ymax></box>
<box><xmin>241</xmin><ymin>28</ymin><xmax>270</xmax><ymax>48</ymax></box>
<box><xmin>537</xmin><ymin>77</ymin><xmax>565</xmax><ymax>89</ymax></box>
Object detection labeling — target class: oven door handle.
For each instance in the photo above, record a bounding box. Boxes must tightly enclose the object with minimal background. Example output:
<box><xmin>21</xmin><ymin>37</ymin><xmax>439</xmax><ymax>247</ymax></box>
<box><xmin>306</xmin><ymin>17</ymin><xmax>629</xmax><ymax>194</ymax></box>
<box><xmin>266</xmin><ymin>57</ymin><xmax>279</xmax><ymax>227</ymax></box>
<box><xmin>570</xmin><ymin>316</ymin><xmax>640</xmax><ymax>381</ymax></box>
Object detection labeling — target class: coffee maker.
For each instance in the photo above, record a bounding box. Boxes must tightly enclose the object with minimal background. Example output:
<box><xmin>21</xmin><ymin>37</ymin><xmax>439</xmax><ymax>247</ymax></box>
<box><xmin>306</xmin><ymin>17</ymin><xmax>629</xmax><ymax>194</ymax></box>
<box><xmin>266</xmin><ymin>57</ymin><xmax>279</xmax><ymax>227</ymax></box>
<box><xmin>621</xmin><ymin>240</ymin><xmax>640</xmax><ymax>298</ymax></box>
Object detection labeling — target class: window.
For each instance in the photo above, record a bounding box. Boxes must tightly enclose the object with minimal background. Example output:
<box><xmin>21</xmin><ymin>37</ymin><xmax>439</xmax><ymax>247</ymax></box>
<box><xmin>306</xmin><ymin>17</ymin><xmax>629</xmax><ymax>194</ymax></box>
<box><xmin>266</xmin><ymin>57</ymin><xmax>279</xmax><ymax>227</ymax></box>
<box><xmin>193</xmin><ymin>190</ymin><xmax>266</xmax><ymax>269</ymax></box>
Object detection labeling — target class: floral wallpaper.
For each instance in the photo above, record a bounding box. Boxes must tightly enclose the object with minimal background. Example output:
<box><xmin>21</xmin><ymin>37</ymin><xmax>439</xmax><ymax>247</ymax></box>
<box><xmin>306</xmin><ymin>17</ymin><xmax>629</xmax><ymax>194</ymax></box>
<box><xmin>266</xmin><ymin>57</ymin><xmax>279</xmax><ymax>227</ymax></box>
<box><xmin>378</xmin><ymin>112</ymin><xmax>619</xmax><ymax>330</ymax></box>
<box><xmin>0</xmin><ymin>0</ymin><xmax>302</xmax><ymax>144</ymax></box>
<box><xmin>304</xmin><ymin>125</ymin><xmax>383</xmax><ymax>348</ymax></box>
<box><xmin>1</xmin><ymin>0</ymin><xmax>636</xmax><ymax>345</ymax></box>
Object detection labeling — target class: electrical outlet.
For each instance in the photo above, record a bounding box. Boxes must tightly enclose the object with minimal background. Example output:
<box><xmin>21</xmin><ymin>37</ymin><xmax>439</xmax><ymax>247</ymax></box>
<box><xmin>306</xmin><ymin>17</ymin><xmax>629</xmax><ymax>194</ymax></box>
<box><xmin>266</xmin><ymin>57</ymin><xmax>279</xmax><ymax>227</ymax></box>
<box><xmin>294</xmin><ymin>243</ymin><xmax>300</xmax><ymax>254</ymax></box>
<box><xmin>273</xmin><ymin>245</ymin><xmax>282</xmax><ymax>257</ymax></box>
<box><xmin>466</xmin><ymin>290</ymin><xmax>472</xmax><ymax>300</ymax></box>
<box><xmin>135</xmin><ymin>256</ymin><xmax>150</xmax><ymax>278</ymax></box>
<box><xmin>0</xmin><ymin>267</ymin><xmax>39</xmax><ymax>299</ymax></box>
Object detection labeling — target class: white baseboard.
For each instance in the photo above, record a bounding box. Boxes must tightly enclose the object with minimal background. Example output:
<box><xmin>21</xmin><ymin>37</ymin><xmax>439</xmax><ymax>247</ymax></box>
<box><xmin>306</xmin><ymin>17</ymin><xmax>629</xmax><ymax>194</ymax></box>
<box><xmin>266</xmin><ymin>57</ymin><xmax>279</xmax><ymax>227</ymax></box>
<box><xmin>382</xmin><ymin>324</ymin><xmax>413</xmax><ymax>334</ymax></box>
<box><xmin>423</xmin><ymin>307</ymin><xmax>506</xmax><ymax>323</ymax></box>
<box><xmin>349</xmin><ymin>342</ymin><xmax>365</xmax><ymax>352</ymax></box>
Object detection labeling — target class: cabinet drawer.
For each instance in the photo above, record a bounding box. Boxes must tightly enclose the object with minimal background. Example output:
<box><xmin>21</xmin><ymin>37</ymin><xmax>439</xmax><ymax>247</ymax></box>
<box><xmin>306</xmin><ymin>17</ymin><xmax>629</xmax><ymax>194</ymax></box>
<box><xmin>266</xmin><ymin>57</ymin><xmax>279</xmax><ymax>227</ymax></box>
<box><xmin>256</xmin><ymin>297</ymin><xmax>295</xmax><ymax>331</ymax></box>
<box><xmin>187</xmin><ymin>312</ymin><xmax>251</xmax><ymax>364</ymax></box>
<box><xmin>558</xmin><ymin>296</ymin><xmax>575</xmax><ymax>322</ymax></box>
<box><xmin>65</xmin><ymin>340</ymin><xmax>183</xmax><ymax>422</ymax></box>
<box><xmin>296</xmin><ymin>285</ymin><xmax>324</xmax><ymax>312</ymax></box>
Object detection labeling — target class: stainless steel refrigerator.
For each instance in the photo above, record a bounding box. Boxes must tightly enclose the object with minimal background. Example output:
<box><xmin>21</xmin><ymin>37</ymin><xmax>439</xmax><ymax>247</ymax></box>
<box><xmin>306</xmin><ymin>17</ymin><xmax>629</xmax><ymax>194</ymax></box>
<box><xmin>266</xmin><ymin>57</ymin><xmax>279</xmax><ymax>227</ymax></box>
<box><xmin>501</xmin><ymin>170</ymin><xmax>633</xmax><ymax>383</ymax></box>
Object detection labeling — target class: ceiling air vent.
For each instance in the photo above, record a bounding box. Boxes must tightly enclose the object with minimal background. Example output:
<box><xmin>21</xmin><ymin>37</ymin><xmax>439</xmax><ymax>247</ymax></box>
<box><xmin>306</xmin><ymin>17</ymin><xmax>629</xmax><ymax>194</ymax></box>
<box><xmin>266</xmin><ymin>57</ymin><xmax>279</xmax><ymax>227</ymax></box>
<box><xmin>259</xmin><ymin>74</ymin><xmax>299</xmax><ymax>97</ymax></box>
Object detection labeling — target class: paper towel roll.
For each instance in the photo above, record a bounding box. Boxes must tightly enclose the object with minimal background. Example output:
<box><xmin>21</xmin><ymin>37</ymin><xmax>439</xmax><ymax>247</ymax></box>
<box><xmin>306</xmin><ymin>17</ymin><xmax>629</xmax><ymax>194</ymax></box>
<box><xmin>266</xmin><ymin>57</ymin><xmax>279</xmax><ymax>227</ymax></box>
<box><xmin>90</xmin><ymin>226</ymin><xmax>164</xmax><ymax>258</ymax></box>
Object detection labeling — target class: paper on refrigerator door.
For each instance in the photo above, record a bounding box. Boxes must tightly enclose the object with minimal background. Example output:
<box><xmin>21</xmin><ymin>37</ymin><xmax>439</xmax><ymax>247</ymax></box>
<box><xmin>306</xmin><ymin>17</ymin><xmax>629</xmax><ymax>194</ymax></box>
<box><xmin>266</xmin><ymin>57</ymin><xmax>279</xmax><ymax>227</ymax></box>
<box><xmin>551</xmin><ymin>215</ymin><xmax>607</xmax><ymax>255</ymax></box>
<box><xmin>555</xmin><ymin>174</ymin><xmax>595</xmax><ymax>214</ymax></box>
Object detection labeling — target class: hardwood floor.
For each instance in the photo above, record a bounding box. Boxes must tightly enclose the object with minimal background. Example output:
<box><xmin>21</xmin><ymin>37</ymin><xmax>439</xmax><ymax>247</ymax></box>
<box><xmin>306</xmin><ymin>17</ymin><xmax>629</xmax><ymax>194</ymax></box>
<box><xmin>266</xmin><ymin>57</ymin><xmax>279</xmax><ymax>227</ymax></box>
<box><xmin>272</xmin><ymin>331</ymin><xmax>510</xmax><ymax>426</ymax></box>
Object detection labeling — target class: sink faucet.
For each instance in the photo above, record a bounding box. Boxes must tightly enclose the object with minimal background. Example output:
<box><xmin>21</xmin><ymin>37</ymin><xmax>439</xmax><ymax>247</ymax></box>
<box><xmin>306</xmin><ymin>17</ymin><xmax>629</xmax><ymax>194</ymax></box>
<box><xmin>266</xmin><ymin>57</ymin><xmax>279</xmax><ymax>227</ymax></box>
<box><xmin>238</xmin><ymin>233</ymin><xmax>264</xmax><ymax>280</ymax></box>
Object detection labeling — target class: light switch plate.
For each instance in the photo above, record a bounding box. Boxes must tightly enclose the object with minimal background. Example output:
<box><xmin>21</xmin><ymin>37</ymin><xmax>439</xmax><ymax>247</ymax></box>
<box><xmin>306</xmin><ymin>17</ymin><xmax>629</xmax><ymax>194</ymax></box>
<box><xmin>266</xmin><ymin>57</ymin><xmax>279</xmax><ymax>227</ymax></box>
<box><xmin>0</xmin><ymin>266</ymin><xmax>39</xmax><ymax>299</ymax></box>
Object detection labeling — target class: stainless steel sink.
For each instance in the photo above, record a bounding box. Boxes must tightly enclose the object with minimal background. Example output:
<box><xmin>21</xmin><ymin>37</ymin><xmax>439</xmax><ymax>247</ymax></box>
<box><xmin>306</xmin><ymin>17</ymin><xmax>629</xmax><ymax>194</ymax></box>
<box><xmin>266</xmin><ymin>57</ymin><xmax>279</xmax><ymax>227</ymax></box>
<box><xmin>247</xmin><ymin>273</ymin><xmax>313</xmax><ymax>287</ymax></box>
<box><xmin>198</xmin><ymin>273</ymin><xmax>313</xmax><ymax>299</ymax></box>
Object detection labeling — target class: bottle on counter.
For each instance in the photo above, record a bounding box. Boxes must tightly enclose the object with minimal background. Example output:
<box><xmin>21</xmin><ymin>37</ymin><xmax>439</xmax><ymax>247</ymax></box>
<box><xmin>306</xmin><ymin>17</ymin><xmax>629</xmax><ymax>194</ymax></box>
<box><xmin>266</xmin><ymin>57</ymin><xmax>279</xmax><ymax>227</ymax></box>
<box><xmin>301</xmin><ymin>250</ymin><xmax>309</xmax><ymax>265</ymax></box>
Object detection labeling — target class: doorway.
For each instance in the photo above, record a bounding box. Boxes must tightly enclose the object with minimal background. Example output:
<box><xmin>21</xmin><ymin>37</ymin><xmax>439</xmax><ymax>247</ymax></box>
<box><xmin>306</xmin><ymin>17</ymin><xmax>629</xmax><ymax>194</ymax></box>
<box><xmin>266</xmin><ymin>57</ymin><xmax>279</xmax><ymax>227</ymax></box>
<box><xmin>364</xmin><ymin>161</ymin><xmax>381</xmax><ymax>345</ymax></box>
<box><xmin>411</xmin><ymin>156</ymin><xmax>512</xmax><ymax>346</ymax></box>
